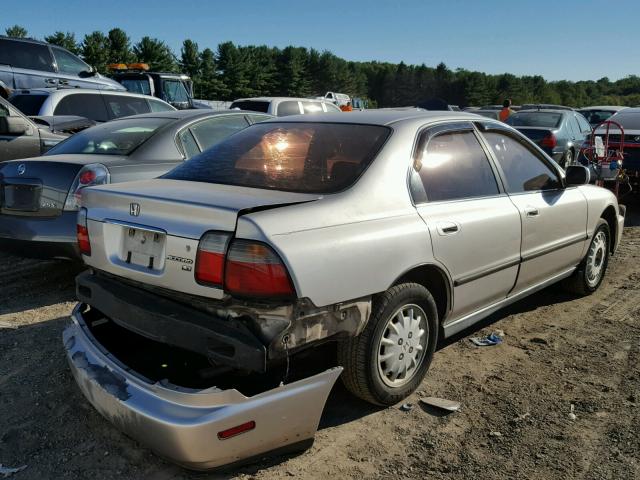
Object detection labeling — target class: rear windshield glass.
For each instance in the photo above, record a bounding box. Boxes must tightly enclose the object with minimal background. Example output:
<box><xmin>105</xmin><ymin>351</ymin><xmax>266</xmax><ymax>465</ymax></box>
<box><xmin>609</xmin><ymin>113</ymin><xmax>640</xmax><ymax>130</ymax></box>
<box><xmin>230</xmin><ymin>100</ymin><xmax>270</xmax><ymax>113</ymax></box>
<box><xmin>9</xmin><ymin>94</ymin><xmax>47</xmax><ymax>116</ymax></box>
<box><xmin>506</xmin><ymin>112</ymin><xmax>563</xmax><ymax>128</ymax></box>
<box><xmin>45</xmin><ymin>117</ymin><xmax>170</xmax><ymax>156</ymax></box>
<box><xmin>163</xmin><ymin>122</ymin><xmax>391</xmax><ymax>193</ymax></box>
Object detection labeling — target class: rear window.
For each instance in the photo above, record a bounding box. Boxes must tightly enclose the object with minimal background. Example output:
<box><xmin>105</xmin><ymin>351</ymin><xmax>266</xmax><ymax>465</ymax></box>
<box><xmin>53</xmin><ymin>93</ymin><xmax>109</xmax><ymax>122</ymax></box>
<box><xmin>46</xmin><ymin>117</ymin><xmax>170</xmax><ymax>156</ymax></box>
<box><xmin>506</xmin><ymin>112</ymin><xmax>563</xmax><ymax>128</ymax></box>
<box><xmin>103</xmin><ymin>94</ymin><xmax>151</xmax><ymax>119</ymax></box>
<box><xmin>580</xmin><ymin>109</ymin><xmax>616</xmax><ymax>125</ymax></box>
<box><xmin>9</xmin><ymin>94</ymin><xmax>47</xmax><ymax>116</ymax></box>
<box><xmin>163</xmin><ymin>122</ymin><xmax>391</xmax><ymax>193</ymax></box>
<box><xmin>276</xmin><ymin>101</ymin><xmax>301</xmax><ymax>116</ymax></box>
<box><xmin>230</xmin><ymin>100</ymin><xmax>270</xmax><ymax>113</ymax></box>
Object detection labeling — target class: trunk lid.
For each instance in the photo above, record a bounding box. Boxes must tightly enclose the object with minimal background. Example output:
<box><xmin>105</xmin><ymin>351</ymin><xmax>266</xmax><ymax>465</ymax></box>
<box><xmin>82</xmin><ymin>178</ymin><xmax>321</xmax><ymax>299</ymax></box>
<box><xmin>0</xmin><ymin>156</ymin><xmax>93</xmax><ymax>217</ymax></box>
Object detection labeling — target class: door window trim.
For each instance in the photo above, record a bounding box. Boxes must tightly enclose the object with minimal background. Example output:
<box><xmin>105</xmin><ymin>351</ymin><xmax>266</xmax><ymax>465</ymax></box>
<box><xmin>408</xmin><ymin>121</ymin><xmax>507</xmax><ymax>206</ymax></box>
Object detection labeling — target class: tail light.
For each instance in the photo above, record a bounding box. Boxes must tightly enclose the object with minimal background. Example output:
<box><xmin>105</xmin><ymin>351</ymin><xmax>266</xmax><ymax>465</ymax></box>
<box><xmin>195</xmin><ymin>232</ymin><xmax>231</xmax><ymax>286</ymax></box>
<box><xmin>540</xmin><ymin>134</ymin><xmax>557</xmax><ymax>148</ymax></box>
<box><xmin>77</xmin><ymin>207</ymin><xmax>91</xmax><ymax>256</ymax></box>
<box><xmin>64</xmin><ymin>164</ymin><xmax>110</xmax><ymax>211</ymax></box>
<box><xmin>217</xmin><ymin>421</ymin><xmax>256</xmax><ymax>440</ymax></box>
<box><xmin>224</xmin><ymin>240</ymin><xmax>294</xmax><ymax>298</ymax></box>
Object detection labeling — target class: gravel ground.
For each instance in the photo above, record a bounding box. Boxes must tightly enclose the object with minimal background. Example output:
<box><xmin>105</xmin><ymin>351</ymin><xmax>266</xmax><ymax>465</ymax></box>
<box><xmin>1</xmin><ymin>206</ymin><xmax>639</xmax><ymax>480</ymax></box>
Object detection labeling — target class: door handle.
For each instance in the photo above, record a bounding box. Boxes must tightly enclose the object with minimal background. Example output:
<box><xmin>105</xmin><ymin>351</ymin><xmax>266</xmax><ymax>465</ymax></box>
<box><xmin>437</xmin><ymin>222</ymin><xmax>460</xmax><ymax>235</ymax></box>
<box><xmin>525</xmin><ymin>207</ymin><xmax>540</xmax><ymax>217</ymax></box>
<box><xmin>44</xmin><ymin>78</ymin><xmax>57</xmax><ymax>84</ymax></box>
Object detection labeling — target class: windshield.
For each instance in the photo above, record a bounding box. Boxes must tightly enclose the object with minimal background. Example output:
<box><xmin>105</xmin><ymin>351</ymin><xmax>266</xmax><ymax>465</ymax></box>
<box><xmin>163</xmin><ymin>122</ymin><xmax>391</xmax><ymax>193</ymax></box>
<box><xmin>9</xmin><ymin>94</ymin><xmax>47</xmax><ymax>116</ymax></box>
<box><xmin>46</xmin><ymin>117</ymin><xmax>170</xmax><ymax>156</ymax></box>
<box><xmin>506</xmin><ymin>112</ymin><xmax>563</xmax><ymax>128</ymax></box>
<box><xmin>162</xmin><ymin>79</ymin><xmax>190</xmax><ymax>104</ymax></box>
<box><xmin>118</xmin><ymin>78</ymin><xmax>152</xmax><ymax>95</ymax></box>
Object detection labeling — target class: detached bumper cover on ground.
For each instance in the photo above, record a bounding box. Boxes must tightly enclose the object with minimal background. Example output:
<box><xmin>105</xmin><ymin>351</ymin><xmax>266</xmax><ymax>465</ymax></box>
<box><xmin>63</xmin><ymin>304</ymin><xmax>342</xmax><ymax>470</ymax></box>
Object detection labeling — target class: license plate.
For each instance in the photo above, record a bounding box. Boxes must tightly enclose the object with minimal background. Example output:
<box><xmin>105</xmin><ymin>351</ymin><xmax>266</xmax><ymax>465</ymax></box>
<box><xmin>2</xmin><ymin>183</ymin><xmax>42</xmax><ymax>211</ymax></box>
<box><xmin>121</xmin><ymin>227</ymin><xmax>165</xmax><ymax>269</ymax></box>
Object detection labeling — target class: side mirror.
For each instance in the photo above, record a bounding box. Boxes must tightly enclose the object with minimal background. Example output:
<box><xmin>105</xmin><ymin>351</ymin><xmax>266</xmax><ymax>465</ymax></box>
<box><xmin>565</xmin><ymin>165</ymin><xmax>590</xmax><ymax>186</ymax></box>
<box><xmin>78</xmin><ymin>67</ymin><xmax>97</xmax><ymax>78</ymax></box>
<box><xmin>0</xmin><ymin>116</ymin><xmax>32</xmax><ymax>135</ymax></box>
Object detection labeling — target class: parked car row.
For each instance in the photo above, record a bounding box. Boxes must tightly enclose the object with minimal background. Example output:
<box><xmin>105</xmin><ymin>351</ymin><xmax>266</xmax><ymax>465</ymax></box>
<box><xmin>45</xmin><ymin>109</ymin><xmax>624</xmax><ymax>470</ymax></box>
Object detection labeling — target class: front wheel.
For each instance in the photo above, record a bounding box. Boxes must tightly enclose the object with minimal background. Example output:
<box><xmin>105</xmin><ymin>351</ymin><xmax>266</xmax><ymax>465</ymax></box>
<box><xmin>563</xmin><ymin>219</ymin><xmax>610</xmax><ymax>295</ymax></box>
<box><xmin>337</xmin><ymin>283</ymin><xmax>438</xmax><ymax>406</ymax></box>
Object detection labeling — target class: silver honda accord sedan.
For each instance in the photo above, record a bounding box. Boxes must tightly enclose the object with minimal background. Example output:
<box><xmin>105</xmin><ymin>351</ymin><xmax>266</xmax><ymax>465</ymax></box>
<box><xmin>64</xmin><ymin>110</ymin><xmax>625</xmax><ymax>469</ymax></box>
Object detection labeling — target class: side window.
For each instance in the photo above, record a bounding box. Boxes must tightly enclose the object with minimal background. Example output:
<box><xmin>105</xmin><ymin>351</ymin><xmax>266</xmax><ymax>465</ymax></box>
<box><xmin>577</xmin><ymin>114</ymin><xmax>592</xmax><ymax>133</ymax></box>
<box><xmin>570</xmin><ymin>115</ymin><xmax>582</xmax><ymax>136</ymax></box>
<box><xmin>190</xmin><ymin>115</ymin><xmax>249</xmax><ymax>151</ymax></box>
<box><xmin>483</xmin><ymin>132</ymin><xmax>561</xmax><ymax>193</ymax></box>
<box><xmin>324</xmin><ymin>102</ymin><xmax>342</xmax><ymax>113</ymax></box>
<box><xmin>178</xmin><ymin>129</ymin><xmax>200</xmax><ymax>159</ymax></box>
<box><xmin>1</xmin><ymin>40</ymin><xmax>55</xmax><ymax>72</ymax></box>
<box><xmin>276</xmin><ymin>101</ymin><xmax>301</xmax><ymax>116</ymax></box>
<box><xmin>148</xmin><ymin>99</ymin><xmax>174</xmax><ymax>112</ymax></box>
<box><xmin>301</xmin><ymin>101</ymin><xmax>323</xmax><ymax>114</ymax></box>
<box><xmin>413</xmin><ymin>130</ymin><xmax>499</xmax><ymax>202</ymax></box>
<box><xmin>161</xmin><ymin>80</ymin><xmax>190</xmax><ymax>104</ymax></box>
<box><xmin>53</xmin><ymin>94</ymin><xmax>109</xmax><ymax>122</ymax></box>
<box><xmin>52</xmin><ymin>47</ymin><xmax>89</xmax><ymax>75</ymax></box>
<box><xmin>246</xmin><ymin>114</ymin><xmax>271</xmax><ymax>124</ymax></box>
<box><xmin>103</xmin><ymin>95</ymin><xmax>150</xmax><ymax>119</ymax></box>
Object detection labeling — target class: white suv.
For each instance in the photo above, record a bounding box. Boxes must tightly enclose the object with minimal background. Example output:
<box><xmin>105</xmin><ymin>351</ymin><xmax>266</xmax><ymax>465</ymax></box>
<box><xmin>9</xmin><ymin>88</ymin><xmax>175</xmax><ymax>123</ymax></box>
<box><xmin>230</xmin><ymin>96</ymin><xmax>342</xmax><ymax>116</ymax></box>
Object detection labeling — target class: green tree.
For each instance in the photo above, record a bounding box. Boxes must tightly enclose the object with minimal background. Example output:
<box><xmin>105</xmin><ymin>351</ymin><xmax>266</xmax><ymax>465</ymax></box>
<box><xmin>107</xmin><ymin>28</ymin><xmax>133</xmax><ymax>64</ymax></box>
<box><xmin>276</xmin><ymin>46</ymin><xmax>311</xmax><ymax>97</ymax></box>
<box><xmin>133</xmin><ymin>36</ymin><xmax>177</xmax><ymax>72</ymax></box>
<box><xmin>44</xmin><ymin>32</ymin><xmax>79</xmax><ymax>54</ymax></box>
<box><xmin>180</xmin><ymin>39</ymin><xmax>200</xmax><ymax>79</ymax></box>
<box><xmin>5</xmin><ymin>25</ymin><xmax>28</xmax><ymax>38</ymax></box>
<box><xmin>217</xmin><ymin>41</ymin><xmax>251</xmax><ymax>99</ymax></box>
<box><xmin>196</xmin><ymin>47</ymin><xmax>227</xmax><ymax>99</ymax></box>
<box><xmin>81</xmin><ymin>31</ymin><xmax>110</xmax><ymax>73</ymax></box>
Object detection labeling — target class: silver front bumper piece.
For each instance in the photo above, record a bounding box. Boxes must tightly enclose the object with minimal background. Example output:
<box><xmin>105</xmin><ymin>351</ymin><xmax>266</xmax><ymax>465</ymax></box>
<box><xmin>63</xmin><ymin>304</ymin><xmax>342</xmax><ymax>470</ymax></box>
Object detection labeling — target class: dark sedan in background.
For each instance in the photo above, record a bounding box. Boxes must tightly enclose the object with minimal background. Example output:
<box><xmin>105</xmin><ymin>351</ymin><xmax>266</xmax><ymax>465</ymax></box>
<box><xmin>505</xmin><ymin>109</ymin><xmax>592</xmax><ymax>167</ymax></box>
<box><xmin>578</xmin><ymin>106</ymin><xmax>627</xmax><ymax>127</ymax></box>
<box><xmin>0</xmin><ymin>109</ymin><xmax>272</xmax><ymax>259</ymax></box>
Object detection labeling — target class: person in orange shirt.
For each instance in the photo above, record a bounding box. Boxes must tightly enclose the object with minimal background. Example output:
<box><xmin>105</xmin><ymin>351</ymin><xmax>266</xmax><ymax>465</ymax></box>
<box><xmin>499</xmin><ymin>99</ymin><xmax>514</xmax><ymax>121</ymax></box>
<box><xmin>340</xmin><ymin>102</ymin><xmax>353</xmax><ymax>112</ymax></box>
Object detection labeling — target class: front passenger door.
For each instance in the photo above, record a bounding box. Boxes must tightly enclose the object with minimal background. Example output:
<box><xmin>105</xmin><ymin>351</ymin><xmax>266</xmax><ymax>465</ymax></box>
<box><xmin>412</xmin><ymin>124</ymin><xmax>522</xmax><ymax>321</ymax></box>
<box><xmin>481</xmin><ymin>129</ymin><xmax>588</xmax><ymax>293</ymax></box>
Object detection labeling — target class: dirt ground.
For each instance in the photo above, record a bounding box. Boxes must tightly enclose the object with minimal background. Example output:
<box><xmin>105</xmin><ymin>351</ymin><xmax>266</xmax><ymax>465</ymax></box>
<box><xmin>1</xmin><ymin>207</ymin><xmax>639</xmax><ymax>480</ymax></box>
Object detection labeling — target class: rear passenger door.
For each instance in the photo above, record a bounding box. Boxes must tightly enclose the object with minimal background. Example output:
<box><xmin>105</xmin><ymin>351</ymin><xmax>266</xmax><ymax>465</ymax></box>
<box><xmin>411</xmin><ymin>123</ymin><xmax>522</xmax><ymax>321</ymax></box>
<box><xmin>479</xmin><ymin>128</ymin><xmax>588</xmax><ymax>293</ymax></box>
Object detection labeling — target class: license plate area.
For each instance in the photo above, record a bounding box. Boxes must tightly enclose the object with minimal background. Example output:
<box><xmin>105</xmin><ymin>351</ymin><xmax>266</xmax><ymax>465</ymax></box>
<box><xmin>120</xmin><ymin>226</ymin><xmax>166</xmax><ymax>270</ymax></box>
<box><xmin>1</xmin><ymin>180</ymin><xmax>42</xmax><ymax>212</ymax></box>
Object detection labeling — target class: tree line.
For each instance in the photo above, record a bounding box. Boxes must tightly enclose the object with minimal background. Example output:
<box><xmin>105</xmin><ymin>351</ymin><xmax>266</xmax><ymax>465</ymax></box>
<box><xmin>5</xmin><ymin>24</ymin><xmax>640</xmax><ymax>108</ymax></box>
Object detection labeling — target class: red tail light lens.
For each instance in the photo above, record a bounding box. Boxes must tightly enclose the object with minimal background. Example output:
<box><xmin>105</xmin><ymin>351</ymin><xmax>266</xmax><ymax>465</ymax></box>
<box><xmin>217</xmin><ymin>420</ymin><xmax>256</xmax><ymax>440</ymax></box>
<box><xmin>77</xmin><ymin>207</ymin><xmax>91</xmax><ymax>256</ymax></box>
<box><xmin>224</xmin><ymin>240</ymin><xmax>294</xmax><ymax>298</ymax></box>
<box><xmin>541</xmin><ymin>134</ymin><xmax>557</xmax><ymax>148</ymax></box>
<box><xmin>195</xmin><ymin>232</ymin><xmax>231</xmax><ymax>286</ymax></box>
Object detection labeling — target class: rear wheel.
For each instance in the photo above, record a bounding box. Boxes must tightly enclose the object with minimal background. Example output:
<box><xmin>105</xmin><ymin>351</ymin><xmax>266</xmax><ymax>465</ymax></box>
<box><xmin>563</xmin><ymin>219</ymin><xmax>610</xmax><ymax>295</ymax></box>
<box><xmin>337</xmin><ymin>283</ymin><xmax>438</xmax><ymax>406</ymax></box>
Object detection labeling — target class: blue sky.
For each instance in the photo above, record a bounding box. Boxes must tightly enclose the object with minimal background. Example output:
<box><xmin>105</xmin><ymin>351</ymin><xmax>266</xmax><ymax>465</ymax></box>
<box><xmin>4</xmin><ymin>0</ymin><xmax>640</xmax><ymax>81</ymax></box>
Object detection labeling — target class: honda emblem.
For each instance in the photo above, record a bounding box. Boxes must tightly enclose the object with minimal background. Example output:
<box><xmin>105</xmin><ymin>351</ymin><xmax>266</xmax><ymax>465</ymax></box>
<box><xmin>129</xmin><ymin>203</ymin><xmax>140</xmax><ymax>216</ymax></box>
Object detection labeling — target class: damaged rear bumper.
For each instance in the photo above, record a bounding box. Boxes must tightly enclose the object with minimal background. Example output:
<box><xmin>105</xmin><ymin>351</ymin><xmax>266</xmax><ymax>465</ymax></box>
<box><xmin>63</xmin><ymin>304</ymin><xmax>342</xmax><ymax>470</ymax></box>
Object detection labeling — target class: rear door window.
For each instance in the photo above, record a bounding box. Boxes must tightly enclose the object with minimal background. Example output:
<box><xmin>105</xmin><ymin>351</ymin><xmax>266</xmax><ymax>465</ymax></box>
<box><xmin>51</xmin><ymin>47</ymin><xmax>88</xmax><ymax>75</ymax></box>
<box><xmin>53</xmin><ymin>93</ymin><xmax>109</xmax><ymax>122</ymax></box>
<box><xmin>412</xmin><ymin>130</ymin><xmax>500</xmax><ymax>202</ymax></box>
<box><xmin>164</xmin><ymin>122</ymin><xmax>391</xmax><ymax>193</ymax></box>
<box><xmin>276</xmin><ymin>101</ymin><xmax>301</xmax><ymax>116</ymax></box>
<box><xmin>246</xmin><ymin>113</ymin><xmax>272</xmax><ymax>124</ymax></box>
<box><xmin>229</xmin><ymin>100</ymin><xmax>270</xmax><ymax>113</ymax></box>
<box><xmin>177</xmin><ymin>129</ymin><xmax>201</xmax><ymax>159</ymax></box>
<box><xmin>103</xmin><ymin>94</ymin><xmax>151</xmax><ymax>119</ymax></box>
<box><xmin>0</xmin><ymin>39</ymin><xmax>55</xmax><ymax>72</ymax></box>
<box><xmin>148</xmin><ymin>99</ymin><xmax>174</xmax><ymax>112</ymax></box>
<box><xmin>189</xmin><ymin>115</ymin><xmax>250</xmax><ymax>151</ymax></box>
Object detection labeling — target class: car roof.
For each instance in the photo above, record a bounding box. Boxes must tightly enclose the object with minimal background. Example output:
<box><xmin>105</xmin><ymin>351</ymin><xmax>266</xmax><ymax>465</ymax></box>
<box><xmin>513</xmin><ymin>109</ymin><xmax>569</xmax><ymax>114</ymax></box>
<box><xmin>0</xmin><ymin>35</ymin><xmax>50</xmax><ymax>46</ymax></box>
<box><xmin>579</xmin><ymin>106</ymin><xmax>627</xmax><ymax>111</ymax></box>
<box><xmin>11</xmin><ymin>88</ymin><xmax>163</xmax><ymax>100</ymax></box>
<box><xmin>232</xmin><ymin>97</ymin><xmax>335</xmax><ymax>103</ymax></box>
<box><xmin>104</xmin><ymin>109</ymin><xmax>267</xmax><ymax>122</ymax></box>
<box><xmin>612</xmin><ymin>107</ymin><xmax>640</xmax><ymax>114</ymax></box>
<box><xmin>264</xmin><ymin>109</ymin><xmax>490</xmax><ymax>126</ymax></box>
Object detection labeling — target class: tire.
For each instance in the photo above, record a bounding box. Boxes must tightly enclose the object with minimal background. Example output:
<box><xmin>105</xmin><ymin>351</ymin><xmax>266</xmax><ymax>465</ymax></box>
<box><xmin>337</xmin><ymin>283</ymin><xmax>438</xmax><ymax>406</ymax></box>
<box><xmin>562</xmin><ymin>219</ymin><xmax>610</xmax><ymax>295</ymax></box>
<box><xmin>561</xmin><ymin>149</ymin><xmax>574</xmax><ymax>169</ymax></box>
